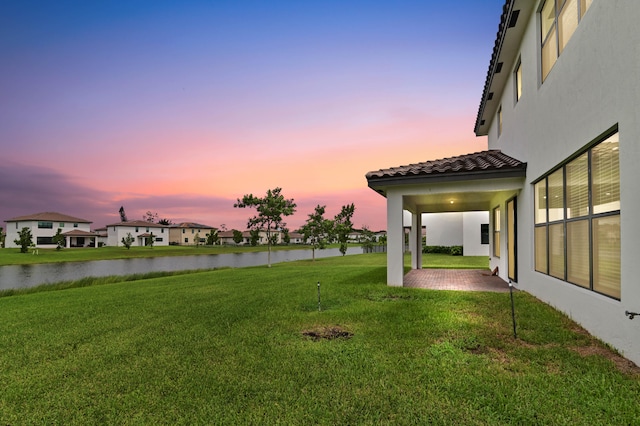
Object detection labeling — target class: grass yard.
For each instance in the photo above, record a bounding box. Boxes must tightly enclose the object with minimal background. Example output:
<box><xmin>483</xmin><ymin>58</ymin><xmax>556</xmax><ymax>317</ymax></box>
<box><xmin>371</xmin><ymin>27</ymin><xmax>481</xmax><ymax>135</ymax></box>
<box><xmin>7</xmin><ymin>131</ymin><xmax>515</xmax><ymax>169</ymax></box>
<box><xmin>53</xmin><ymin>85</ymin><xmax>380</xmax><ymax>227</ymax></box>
<box><xmin>0</xmin><ymin>253</ymin><xmax>638</xmax><ymax>424</ymax></box>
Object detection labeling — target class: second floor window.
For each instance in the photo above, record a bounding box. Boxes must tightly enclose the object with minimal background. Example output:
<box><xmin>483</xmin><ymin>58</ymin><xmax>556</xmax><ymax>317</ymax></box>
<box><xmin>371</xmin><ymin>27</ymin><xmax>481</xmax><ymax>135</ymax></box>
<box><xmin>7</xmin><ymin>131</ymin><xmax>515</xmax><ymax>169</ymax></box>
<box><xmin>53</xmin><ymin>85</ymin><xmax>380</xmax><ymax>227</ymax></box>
<box><xmin>541</xmin><ymin>0</ymin><xmax>593</xmax><ymax>81</ymax></box>
<box><xmin>514</xmin><ymin>59</ymin><xmax>522</xmax><ymax>102</ymax></box>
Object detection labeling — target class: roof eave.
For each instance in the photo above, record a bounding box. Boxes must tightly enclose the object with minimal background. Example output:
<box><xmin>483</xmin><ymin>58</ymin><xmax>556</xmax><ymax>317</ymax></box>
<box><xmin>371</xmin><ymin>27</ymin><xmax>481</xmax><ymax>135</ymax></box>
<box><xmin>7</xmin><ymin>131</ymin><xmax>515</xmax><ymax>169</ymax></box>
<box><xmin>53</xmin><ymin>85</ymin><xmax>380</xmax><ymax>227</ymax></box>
<box><xmin>474</xmin><ymin>1</ymin><xmax>535</xmax><ymax>136</ymax></box>
<box><xmin>367</xmin><ymin>166</ymin><xmax>527</xmax><ymax>195</ymax></box>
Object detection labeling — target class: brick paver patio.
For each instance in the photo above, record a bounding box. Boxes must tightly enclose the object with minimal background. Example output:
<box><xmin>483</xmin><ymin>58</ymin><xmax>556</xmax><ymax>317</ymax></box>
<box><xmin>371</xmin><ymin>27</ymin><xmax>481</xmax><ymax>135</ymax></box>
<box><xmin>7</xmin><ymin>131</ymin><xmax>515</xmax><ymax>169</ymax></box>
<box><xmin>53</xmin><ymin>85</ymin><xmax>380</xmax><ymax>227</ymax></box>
<box><xmin>403</xmin><ymin>269</ymin><xmax>512</xmax><ymax>292</ymax></box>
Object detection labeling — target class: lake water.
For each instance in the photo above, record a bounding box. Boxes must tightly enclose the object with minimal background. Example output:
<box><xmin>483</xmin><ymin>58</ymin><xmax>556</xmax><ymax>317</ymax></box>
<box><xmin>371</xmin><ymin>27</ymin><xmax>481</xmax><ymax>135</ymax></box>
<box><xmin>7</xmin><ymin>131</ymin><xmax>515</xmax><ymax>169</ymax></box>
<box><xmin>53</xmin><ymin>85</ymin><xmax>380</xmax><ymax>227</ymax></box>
<box><xmin>0</xmin><ymin>247</ymin><xmax>362</xmax><ymax>290</ymax></box>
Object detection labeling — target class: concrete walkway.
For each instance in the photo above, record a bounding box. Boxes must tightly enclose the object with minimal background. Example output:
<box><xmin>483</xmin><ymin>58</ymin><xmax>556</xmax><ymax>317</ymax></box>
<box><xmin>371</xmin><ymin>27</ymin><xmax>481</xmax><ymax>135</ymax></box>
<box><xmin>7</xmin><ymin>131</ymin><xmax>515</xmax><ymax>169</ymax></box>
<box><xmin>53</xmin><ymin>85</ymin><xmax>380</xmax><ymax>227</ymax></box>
<box><xmin>403</xmin><ymin>269</ymin><xmax>512</xmax><ymax>292</ymax></box>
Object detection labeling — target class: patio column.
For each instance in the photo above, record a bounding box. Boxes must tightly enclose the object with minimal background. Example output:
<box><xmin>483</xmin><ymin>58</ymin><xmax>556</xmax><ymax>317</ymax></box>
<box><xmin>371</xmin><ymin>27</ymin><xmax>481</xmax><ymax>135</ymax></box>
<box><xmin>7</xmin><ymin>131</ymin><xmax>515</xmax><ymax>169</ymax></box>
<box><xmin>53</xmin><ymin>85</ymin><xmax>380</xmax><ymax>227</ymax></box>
<box><xmin>410</xmin><ymin>212</ymin><xmax>423</xmax><ymax>270</ymax></box>
<box><xmin>386</xmin><ymin>190</ymin><xmax>404</xmax><ymax>286</ymax></box>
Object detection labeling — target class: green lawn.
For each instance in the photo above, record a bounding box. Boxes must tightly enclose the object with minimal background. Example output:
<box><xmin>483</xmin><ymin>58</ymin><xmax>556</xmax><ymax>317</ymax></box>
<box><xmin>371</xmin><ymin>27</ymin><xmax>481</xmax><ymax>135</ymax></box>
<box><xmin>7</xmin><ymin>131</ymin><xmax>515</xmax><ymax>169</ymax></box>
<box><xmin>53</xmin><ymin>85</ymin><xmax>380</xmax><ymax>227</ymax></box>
<box><xmin>0</xmin><ymin>253</ymin><xmax>638</xmax><ymax>424</ymax></box>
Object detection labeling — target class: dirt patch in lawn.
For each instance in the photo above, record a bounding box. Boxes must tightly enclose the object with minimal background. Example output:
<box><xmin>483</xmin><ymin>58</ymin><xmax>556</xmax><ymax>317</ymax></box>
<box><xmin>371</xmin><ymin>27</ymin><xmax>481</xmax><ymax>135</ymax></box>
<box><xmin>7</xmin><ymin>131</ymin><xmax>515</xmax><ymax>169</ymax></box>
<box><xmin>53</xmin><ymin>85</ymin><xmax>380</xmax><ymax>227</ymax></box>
<box><xmin>303</xmin><ymin>326</ymin><xmax>353</xmax><ymax>341</ymax></box>
<box><xmin>571</xmin><ymin>345</ymin><xmax>640</xmax><ymax>376</ymax></box>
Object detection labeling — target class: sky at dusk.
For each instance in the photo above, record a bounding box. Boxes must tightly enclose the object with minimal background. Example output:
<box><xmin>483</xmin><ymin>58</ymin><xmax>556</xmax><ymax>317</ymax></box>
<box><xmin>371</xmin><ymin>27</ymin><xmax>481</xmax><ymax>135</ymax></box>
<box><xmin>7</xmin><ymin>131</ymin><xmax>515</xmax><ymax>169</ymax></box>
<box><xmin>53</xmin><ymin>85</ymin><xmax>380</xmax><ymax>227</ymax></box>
<box><xmin>1</xmin><ymin>0</ymin><xmax>504</xmax><ymax>232</ymax></box>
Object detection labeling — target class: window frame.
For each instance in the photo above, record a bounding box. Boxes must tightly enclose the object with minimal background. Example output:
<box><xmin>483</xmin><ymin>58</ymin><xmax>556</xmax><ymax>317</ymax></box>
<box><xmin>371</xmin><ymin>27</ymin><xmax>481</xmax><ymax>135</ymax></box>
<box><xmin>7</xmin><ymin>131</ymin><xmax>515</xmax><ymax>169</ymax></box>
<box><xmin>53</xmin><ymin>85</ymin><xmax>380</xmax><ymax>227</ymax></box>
<box><xmin>533</xmin><ymin>128</ymin><xmax>620</xmax><ymax>299</ymax></box>
<box><xmin>539</xmin><ymin>0</ymin><xmax>592</xmax><ymax>82</ymax></box>
<box><xmin>514</xmin><ymin>58</ymin><xmax>522</xmax><ymax>104</ymax></box>
<box><xmin>493</xmin><ymin>207</ymin><xmax>501</xmax><ymax>258</ymax></box>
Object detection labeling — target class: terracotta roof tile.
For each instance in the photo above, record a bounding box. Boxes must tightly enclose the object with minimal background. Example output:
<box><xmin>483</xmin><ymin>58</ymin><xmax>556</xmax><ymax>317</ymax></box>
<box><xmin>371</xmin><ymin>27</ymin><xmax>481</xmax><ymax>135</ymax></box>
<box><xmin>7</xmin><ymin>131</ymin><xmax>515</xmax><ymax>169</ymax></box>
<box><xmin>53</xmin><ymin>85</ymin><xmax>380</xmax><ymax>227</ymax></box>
<box><xmin>62</xmin><ymin>229</ymin><xmax>99</xmax><ymax>237</ymax></box>
<box><xmin>105</xmin><ymin>220</ymin><xmax>169</xmax><ymax>227</ymax></box>
<box><xmin>366</xmin><ymin>150</ymin><xmax>525</xmax><ymax>181</ymax></box>
<box><xmin>5</xmin><ymin>212</ymin><xmax>92</xmax><ymax>223</ymax></box>
<box><xmin>171</xmin><ymin>222</ymin><xmax>215</xmax><ymax>229</ymax></box>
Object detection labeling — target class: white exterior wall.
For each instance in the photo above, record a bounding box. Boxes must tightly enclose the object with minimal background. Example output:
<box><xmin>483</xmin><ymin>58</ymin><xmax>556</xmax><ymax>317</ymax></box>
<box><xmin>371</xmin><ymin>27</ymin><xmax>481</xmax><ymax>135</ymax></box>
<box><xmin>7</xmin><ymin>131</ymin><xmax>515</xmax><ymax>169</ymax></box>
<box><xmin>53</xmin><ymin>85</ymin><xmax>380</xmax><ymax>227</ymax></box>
<box><xmin>423</xmin><ymin>212</ymin><xmax>463</xmax><ymax>247</ymax></box>
<box><xmin>5</xmin><ymin>220</ymin><xmax>91</xmax><ymax>248</ymax></box>
<box><xmin>486</xmin><ymin>1</ymin><xmax>640</xmax><ymax>364</ymax></box>
<box><xmin>107</xmin><ymin>225</ymin><xmax>169</xmax><ymax>247</ymax></box>
<box><xmin>404</xmin><ymin>212</ymin><xmax>489</xmax><ymax>256</ymax></box>
<box><xmin>462</xmin><ymin>211</ymin><xmax>490</xmax><ymax>256</ymax></box>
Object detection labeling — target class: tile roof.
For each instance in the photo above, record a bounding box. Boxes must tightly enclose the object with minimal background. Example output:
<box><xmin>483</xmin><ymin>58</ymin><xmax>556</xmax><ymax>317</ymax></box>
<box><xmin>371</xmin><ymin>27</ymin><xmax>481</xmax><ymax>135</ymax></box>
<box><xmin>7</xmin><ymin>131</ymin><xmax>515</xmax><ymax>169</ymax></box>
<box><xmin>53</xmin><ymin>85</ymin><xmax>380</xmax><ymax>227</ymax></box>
<box><xmin>105</xmin><ymin>220</ymin><xmax>170</xmax><ymax>227</ymax></box>
<box><xmin>171</xmin><ymin>222</ymin><xmax>215</xmax><ymax>229</ymax></box>
<box><xmin>474</xmin><ymin>0</ymin><xmax>513</xmax><ymax>134</ymax></box>
<box><xmin>5</xmin><ymin>212</ymin><xmax>92</xmax><ymax>223</ymax></box>
<box><xmin>62</xmin><ymin>229</ymin><xmax>99</xmax><ymax>237</ymax></box>
<box><xmin>366</xmin><ymin>150</ymin><xmax>526</xmax><ymax>182</ymax></box>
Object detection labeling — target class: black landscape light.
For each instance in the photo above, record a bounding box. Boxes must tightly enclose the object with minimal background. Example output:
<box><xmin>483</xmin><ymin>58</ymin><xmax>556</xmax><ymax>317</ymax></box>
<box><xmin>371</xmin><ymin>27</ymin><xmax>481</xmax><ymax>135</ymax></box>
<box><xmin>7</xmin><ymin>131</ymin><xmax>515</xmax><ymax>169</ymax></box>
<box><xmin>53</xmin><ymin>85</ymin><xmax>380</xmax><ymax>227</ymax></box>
<box><xmin>509</xmin><ymin>280</ymin><xmax>517</xmax><ymax>339</ymax></box>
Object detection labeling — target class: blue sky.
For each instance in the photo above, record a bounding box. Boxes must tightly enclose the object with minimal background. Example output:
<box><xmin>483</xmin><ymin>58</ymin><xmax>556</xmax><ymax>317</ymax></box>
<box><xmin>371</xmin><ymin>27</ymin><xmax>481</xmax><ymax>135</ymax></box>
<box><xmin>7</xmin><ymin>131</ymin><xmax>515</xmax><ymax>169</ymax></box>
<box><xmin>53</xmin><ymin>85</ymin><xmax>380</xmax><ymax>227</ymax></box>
<box><xmin>0</xmin><ymin>0</ymin><xmax>505</xmax><ymax>230</ymax></box>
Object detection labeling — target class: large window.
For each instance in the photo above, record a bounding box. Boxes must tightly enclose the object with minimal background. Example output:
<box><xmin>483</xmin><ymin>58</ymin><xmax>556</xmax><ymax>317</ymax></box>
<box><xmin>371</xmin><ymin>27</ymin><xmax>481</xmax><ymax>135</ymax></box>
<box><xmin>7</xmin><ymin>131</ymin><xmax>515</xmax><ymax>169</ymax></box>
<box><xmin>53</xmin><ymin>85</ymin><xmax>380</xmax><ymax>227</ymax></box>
<box><xmin>534</xmin><ymin>131</ymin><xmax>620</xmax><ymax>299</ymax></box>
<box><xmin>38</xmin><ymin>221</ymin><xmax>53</xmax><ymax>229</ymax></box>
<box><xmin>36</xmin><ymin>237</ymin><xmax>55</xmax><ymax>245</ymax></box>
<box><xmin>540</xmin><ymin>0</ymin><xmax>592</xmax><ymax>81</ymax></box>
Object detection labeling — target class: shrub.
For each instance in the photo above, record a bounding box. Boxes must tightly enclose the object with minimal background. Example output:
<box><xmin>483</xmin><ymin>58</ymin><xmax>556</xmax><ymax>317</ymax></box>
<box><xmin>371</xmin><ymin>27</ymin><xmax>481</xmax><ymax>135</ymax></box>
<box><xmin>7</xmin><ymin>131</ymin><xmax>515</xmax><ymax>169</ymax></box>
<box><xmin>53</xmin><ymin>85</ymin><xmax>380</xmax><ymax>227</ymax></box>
<box><xmin>422</xmin><ymin>245</ymin><xmax>464</xmax><ymax>256</ymax></box>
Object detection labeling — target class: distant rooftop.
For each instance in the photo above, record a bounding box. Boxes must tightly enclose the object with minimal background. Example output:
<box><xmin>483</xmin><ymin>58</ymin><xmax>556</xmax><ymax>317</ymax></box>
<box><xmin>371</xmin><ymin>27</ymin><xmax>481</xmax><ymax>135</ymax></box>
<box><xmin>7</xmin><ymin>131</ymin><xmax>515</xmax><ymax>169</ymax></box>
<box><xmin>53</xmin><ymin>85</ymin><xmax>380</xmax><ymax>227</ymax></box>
<box><xmin>5</xmin><ymin>212</ymin><xmax>92</xmax><ymax>223</ymax></box>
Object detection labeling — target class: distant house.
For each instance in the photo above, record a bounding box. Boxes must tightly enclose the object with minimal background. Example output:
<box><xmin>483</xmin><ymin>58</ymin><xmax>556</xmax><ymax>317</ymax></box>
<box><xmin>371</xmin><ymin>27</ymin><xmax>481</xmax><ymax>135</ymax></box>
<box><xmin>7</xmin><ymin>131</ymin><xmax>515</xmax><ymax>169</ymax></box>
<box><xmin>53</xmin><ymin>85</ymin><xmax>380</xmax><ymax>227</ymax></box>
<box><xmin>347</xmin><ymin>230</ymin><xmax>362</xmax><ymax>242</ymax></box>
<box><xmin>94</xmin><ymin>227</ymin><xmax>108</xmax><ymax>246</ymax></box>
<box><xmin>106</xmin><ymin>220</ymin><xmax>169</xmax><ymax>247</ymax></box>
<box><xmin>4</xmin><ymin>212</ymin><xmax>98</xmax><ymax>248</ymax></box>
<box><xmin>287</xmin><ymin>231</ymin><xmax>305</xmax><ymax>244</ymax></box>
<box><xmin>169</xmin><ymin>222</ymin><xmax>216</xmax><ymax>245</ymax></box>
<box><xmin>218</xmin><ymin>229</ymin><xmax>282</xmax><ymax>245</ymax></box>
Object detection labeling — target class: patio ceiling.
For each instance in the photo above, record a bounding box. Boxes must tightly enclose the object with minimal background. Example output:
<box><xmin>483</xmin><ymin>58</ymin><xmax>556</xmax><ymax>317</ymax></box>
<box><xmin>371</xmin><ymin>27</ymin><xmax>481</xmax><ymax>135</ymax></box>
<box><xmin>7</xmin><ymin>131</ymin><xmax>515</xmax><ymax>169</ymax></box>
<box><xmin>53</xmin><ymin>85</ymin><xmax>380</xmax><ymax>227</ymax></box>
<box><xmin>402</xmin><ymin>187</ymin><xmax>522</xmax><ymax>214</ymax></box>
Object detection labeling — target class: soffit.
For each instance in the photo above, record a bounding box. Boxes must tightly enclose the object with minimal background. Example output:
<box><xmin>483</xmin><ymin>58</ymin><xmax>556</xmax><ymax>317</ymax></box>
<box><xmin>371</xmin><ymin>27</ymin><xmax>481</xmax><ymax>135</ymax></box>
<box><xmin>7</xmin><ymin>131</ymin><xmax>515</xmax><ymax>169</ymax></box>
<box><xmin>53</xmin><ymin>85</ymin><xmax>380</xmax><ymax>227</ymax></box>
<box><xmin>474</xmin><ymin>0</ymin><xmax>536</xmax><ymax>136</ymax></box>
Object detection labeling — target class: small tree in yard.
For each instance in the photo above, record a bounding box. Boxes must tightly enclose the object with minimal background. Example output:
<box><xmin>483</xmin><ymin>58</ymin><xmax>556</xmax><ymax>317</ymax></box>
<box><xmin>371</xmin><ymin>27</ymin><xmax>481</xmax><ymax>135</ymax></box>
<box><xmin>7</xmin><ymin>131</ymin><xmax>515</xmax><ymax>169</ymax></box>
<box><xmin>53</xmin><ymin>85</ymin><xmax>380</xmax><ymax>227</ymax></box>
<box><xmin>281</xmin><ymin>227</ymin><xmax>290</xmax><ymax>245</ymax></box>
<box><xmin>121</xmin><ymin>232</ymin><xmax>135</xmax><ymax>249</ymax></box>
<box><xmin>234</xmin><ymin>187</ymin><xmax>296</xmax><ymax>267</ymax></box>
<box><xmin>301</xmin><ymin>205</ymin><xmax>334</xmax><ymax>261</ymax></box>
<box><xmin>14</xmin><ymin>227</ymin><xmax>33</xmax><ymax>253</ymax></box>
<box><xmin>360</xmin><ymin>225</ymin><xmax>376</xmax><ymax>253</ymax></box>
<box><xmin>334</xmin><ymin>203</ymin><xmax>355</xmax><ymax>256</ymax></box>
<box><xmin>194</xmin><ymin>232</ymin><xmax>201</xmax><ymax>247</ymax></box>
<box><xmin>206</xmin><ymin>229</ymin><xmax>219</xmax><ymax>245</ymax></box>
<box><xmin>0</xmin><ymin>227</ymin><xmax>5</xmax><ymax>248</ymax></box>
<box><xmin>52</xmin><ymin>228</ymin><xmax>65</xmax><ymax>250</ymax></box>
<box><xmin>249</xmin><ymin>229</ymin><xmax>260</xmax><ymax>246</ymax></box>
<box><xmin>146</xmin><ymin>232</ymin><xmax>155</xmax><ymax>248</ymax></box>
<box><xmin>232</xmin><ymin>229</ymin><xmax>243</xmax><ymax>245</ymax></box>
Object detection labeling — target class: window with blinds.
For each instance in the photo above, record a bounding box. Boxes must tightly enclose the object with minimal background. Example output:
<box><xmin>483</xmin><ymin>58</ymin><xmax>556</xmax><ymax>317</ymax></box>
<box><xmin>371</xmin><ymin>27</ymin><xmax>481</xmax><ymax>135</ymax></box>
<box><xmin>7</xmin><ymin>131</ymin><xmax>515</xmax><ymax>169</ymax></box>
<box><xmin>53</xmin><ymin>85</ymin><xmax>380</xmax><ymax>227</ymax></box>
<box><xmin>533</xmin><ymin>130</ymin><xmax>620</xmax><ymax>299</ymax></box>
<box><xmin>493</xmin><ymin>207</ymin><xmax>501</xmax><ymax>258</ymax></box>
<box><xmin>540</xmin><ymin>0</ymin><xmax>592</xmax><ymax>81</ymax></box>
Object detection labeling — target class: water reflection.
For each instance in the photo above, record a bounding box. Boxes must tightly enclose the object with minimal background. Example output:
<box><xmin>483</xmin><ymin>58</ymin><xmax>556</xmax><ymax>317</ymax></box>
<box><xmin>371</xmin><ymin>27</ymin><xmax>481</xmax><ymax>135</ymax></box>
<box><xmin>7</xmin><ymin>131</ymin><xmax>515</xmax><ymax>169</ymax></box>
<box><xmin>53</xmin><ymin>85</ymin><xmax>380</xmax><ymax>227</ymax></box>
<box><xmin>0</xmin><ymin>247</ymin><xmax>361</xmax><ymax>290</ymax></box>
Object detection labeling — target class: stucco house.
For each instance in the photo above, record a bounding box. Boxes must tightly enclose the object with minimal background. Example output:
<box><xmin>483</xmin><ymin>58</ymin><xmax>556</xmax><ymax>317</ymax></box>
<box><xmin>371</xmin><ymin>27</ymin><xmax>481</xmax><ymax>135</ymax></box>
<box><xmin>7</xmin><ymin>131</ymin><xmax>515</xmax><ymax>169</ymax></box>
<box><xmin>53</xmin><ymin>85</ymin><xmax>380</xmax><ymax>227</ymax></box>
<box><xmin>169</xmin><ymin>222</ymin><xmax>216</xmax><ymax>245</ymax></box>
<box><xmin>4</xmin><ymin>212</ymin><xmax>98</xmax><ymax>248</ymax></box>
<box><xmin>287</xmin><ymin>231</ymin><xmax>305</xmax><ymax>244</ymax></box>
<box><xmin>106</xmin><ymin>220</ymin><xmax>169</xmax><ymax>247</ymax></box>
<box><xmin>367</xmin><ymin>0</ymin><xmax>639</xmax><ymax>365</ymax></box>
<box><xmin>218</xmin><ymin>229</ymin><xmax>283</xmax><ymax>245</ymax></box>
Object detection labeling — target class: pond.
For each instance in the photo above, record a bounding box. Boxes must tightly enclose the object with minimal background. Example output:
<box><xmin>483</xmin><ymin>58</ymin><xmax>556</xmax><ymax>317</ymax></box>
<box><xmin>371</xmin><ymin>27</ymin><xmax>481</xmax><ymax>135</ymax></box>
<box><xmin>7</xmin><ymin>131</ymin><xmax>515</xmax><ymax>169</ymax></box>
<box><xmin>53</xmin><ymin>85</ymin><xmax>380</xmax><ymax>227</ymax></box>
<box><xmin>0</xmin><ymin>247</ymin><xmax>363</xmax><ymax>290</ymax></box>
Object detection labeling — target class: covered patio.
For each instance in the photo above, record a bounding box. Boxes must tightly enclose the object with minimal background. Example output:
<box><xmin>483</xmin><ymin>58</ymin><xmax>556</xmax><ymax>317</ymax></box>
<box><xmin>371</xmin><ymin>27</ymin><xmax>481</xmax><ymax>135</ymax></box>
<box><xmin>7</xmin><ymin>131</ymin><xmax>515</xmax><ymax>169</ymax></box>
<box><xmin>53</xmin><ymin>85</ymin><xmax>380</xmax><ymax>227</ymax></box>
<box><xmin>366</xmin><ymin>150</ymin><xmax>527</xmax><ymax>287</ymax></box>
